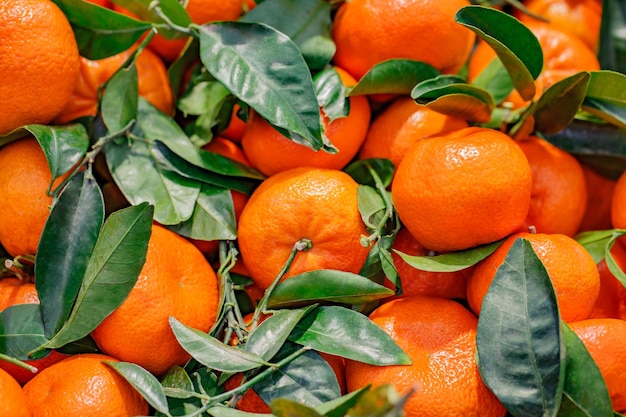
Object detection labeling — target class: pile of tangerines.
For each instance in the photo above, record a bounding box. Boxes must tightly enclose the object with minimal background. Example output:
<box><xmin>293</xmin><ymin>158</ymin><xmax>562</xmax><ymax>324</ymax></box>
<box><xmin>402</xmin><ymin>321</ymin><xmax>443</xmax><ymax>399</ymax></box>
<box><xmin>0</xmin><ymin>0</ymin><xmax>624</xmax><ymax>416</ymax></box>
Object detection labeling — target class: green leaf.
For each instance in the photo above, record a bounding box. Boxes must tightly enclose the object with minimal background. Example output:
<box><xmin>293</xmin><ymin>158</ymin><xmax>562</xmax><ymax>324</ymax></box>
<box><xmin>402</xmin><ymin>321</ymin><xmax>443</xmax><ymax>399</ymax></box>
<box><xmin>347</xmin><ymin>59</ymin><xmax>440</xmax><ymax>97</ymax></box>
<box><xmin>357</xmin><ymin>185</ymin><xmax>387</xmax><ymax>231</ymax></box>
<box><xmin>313</xmin><ymin>68</ymin><xmax>350</xmax><ymax>122</ymax></box>
<box><xmin>106</xmin><ymin>361</ymin><xmax>172</xmax><ymax>416</ymax></box>
<box><xmin>271</xmin><ymin>399</ymin><xmax>322</xmax><ymax>417</ymax></box>
<box><xmin>113</xmin><ymin>0</ymin><xmax>191</xmax><ymax>39</ymax></box>
<box><xmin>105</xmin><ymin>137</ymin><xmax>201</xmax><ymax>225</ymax></box>
<box><xmin>267</xmin><ymin>271</ymin><xmax>393</xmax><ymax>309</ymax></box>
<box><xmin>161</xmin><ymin>366</ymin><xmax>195</xmax><ymax>399</ymax></box>
<box><xmin>208</xmin><ymin>407</ymin><xmax>272</xmax><ymax>417</ymax></box>
<box><xmin>52</xmin><ymin>0</ymin><xmax>152</xmax><ymax>60</ymax></box>
<box><xmin>582</xmin><ymin>71</ymin><xmax>626</xmax><ymax>128</ymax></box>
<box><xmin>534</xmin><ymin>72</ymin><xmax>591</xmax><ymax>135</ymax></box>
<box><xmin>411</xmin><ymin>75</ymin><xmax>495</xmax><ymax>123</ymax></box>
<box><xmin>169</xmin><ymin>317</ymin><xmax>267</xmax><ymax>373</ymax></box>
<box><xmin>288</xmin><ymin>306</ymin><xmax>411</xmax><ymax>366</ymax></box>
<box><xmin>344</xmin><ymin>159</ymin><xmax>395</xmax><ymax>189</ymax></box>
<box><xmin>313</xmin><ymin>387</ymin><xmax>369</xmax><ymax>417</ymax></box>
<box><xmin>166</xmin><ymin>184</ymin><xmax>237</xmax><ymax>241</ymax></box>
<box><xmin>44</xmin><ymin>203</ymin><xmax>153</xmax><ymax>349</ymax></box>
<box><xmin>341</xmin><ymin>384</ymin><xmax>413</xmax><ymax>417</ymax></box>
<box><xmin>198</xmin><ymin>22</ymin><xmax>324</xmax><ymax>151</ymax></box>
<box><xmin>245</xmin><ymin>307</ymin><xmax>316</xmax><ymax>361</ymax></box>
<box><xmin>101</xmin><ymin>62</ymin><xmax>139</xmax><ymax>133</ymax></box>
<box><xmin>476</xmin><ymin>238</ymin><xmax>565</xmax><ymax>417</ymax></box>
<box><xmin>394</xmin><ymin>239</ymin><xmax>503</xmax><ymax>272</ymax></box>
<box><xmin>557</xmin><ymin>324</ymin><xmax>613</xmax><ymax>417</ymax></box>
<box><xmin>470</xmin><ymin>57</ymin><xmax>515</xmax><ymax>104</ymax></box>
<box><xmin>36</xmin><ymin>171</ymin><xmax>105</xmax><ymax>338</ymax></box>
<box><xmin>0</xmin><ymin>304</ymin><xmax>48</xmax><ymax>359</ymax></box>
<box><xmin>455</xmin><ymin>5</ymin><xmax>543</xmax><ymax>100</ymax></box>
<box><xmin>25</xmin><ymin>124</ymin><xmax>89</xmax><ymax>181</ymax></box>
<box><xmin>605</xmin><ymin>230</ymin><xmax>626</xmax><ymax>287</ymax></box>
<box><xmin>542</xmin><ymin>120</ymin><xmax>626</xmax><ymax>180</ymax></box>
<box><xmin>575</xmin><ymin>230</ymin><xmax>615</xmax><ymax>264</ymax></box>
<box><xmin>240</xmin><ymin>0</ymin><xmax>335</xmax><ymax>70</ymax></box>
<box><xmin>254</xmin><ymin>343</ymin><xmax>341</xmax><ymax>408</ymax></box>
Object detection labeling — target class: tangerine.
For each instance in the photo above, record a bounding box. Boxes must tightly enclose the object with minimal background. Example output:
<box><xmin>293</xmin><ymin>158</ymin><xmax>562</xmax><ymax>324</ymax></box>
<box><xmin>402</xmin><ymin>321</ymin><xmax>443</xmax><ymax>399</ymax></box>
<box><xmin>0</xmin><ymin>367</ymin><xmax>30</xmax><ymax>417</ymax></box>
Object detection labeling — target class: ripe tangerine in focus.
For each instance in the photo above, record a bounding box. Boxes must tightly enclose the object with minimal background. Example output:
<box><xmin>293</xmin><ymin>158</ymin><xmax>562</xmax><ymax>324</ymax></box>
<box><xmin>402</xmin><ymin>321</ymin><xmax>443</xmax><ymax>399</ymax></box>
<box><xmin>391</xmin><ymin>126</ymin><xmax>533</xmax><ymax>252</ymax></box>
<box><xmin>91</xmin><ymin>224</ymin><xmax>220</xmax><ymax>376</ymax></box>
<box><xmin>237</xmin><ymin>167</ymin><xmax>370</xmax><ymax>291</ymax></box>
<box><xmin>466</xmin><ymin>232</ymin><xmax>601</xmax><ymax>323</ymax></box>
<box><xmin>345</xmin><ymin>296</ymin><xmax>506</xmax><ymax>417</ymax></box>
<box><xmin>0</xmin><ymin>367</ymin><xmax>30</xmax><ymax>417</ymax></box>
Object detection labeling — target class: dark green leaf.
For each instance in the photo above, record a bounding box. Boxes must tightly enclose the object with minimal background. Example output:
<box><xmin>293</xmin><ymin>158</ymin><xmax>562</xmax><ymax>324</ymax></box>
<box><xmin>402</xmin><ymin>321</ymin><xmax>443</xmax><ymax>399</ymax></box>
<box><xmin>240</xmin><ymin>0</ymin><xmax>335</xmax><ymax>70</ymax></box>
<box><xmin>557</xmin><ymin>324</ymin><xmax>613</xmax><ymax>417</ymax></box>
<box><xmin>52</xmin><ymin>0</ymin><xmax>152</xmax><ymax>59</ymax></box>
<box><xmin>456</xmin><ymin>5</ymin><xmax>543</xmax><ymax>100</ymax></box>
<box><xmin>207</xmin><ymin>407</ymin><xmax>272</xmax><ymax>417</ymax></box>
<box><xmin>582</xmin><ymin>71</ymin><xmax>626</xmax><ymax>128</ymax></box>
<box><xmin>105</xmin><ymin>137</ymin><xmax>200</xmax><ymax>225</ymax></box>
<box><xmin>267</xmin><ymin>271</ymin><xmax>393</xmax><ymax>309</ymax></box>
<box><xmin>575</xmin><ymin>230</ymin><xmax>615</xmax><ymax>264</ymax></box>
<box><xmin>245</xmin><ymin>307</ymin><xmax>316</xmax><ymax>361</ymax></box>
<box><xmin>198</xmin><ymin>22</ymin><xmax>324</xmax><ymax>151</ymax></box>
<box><xmin>470</xmin><ymin>57</ymin><xmax>515</xmax><ymax>104</ymax></box>
<box><xmin>289</xmin><ymin>306</ymin><xmax>411</xmax><ymax>366</ymax></box>
<box><xmin>178</xmin><ymin>79</ymin><xmax>230</xmax><ymax>117</ymax></box>
<box><xmin>314</xmin><ymin>68</ymin><xmax>350</xmax><ymax>122</ymax></box>
<box><xmin>534</xmin><ymin>72</ymin><xmax>591</xmax><ymax>134</ymax></box>
<box><xmin>348</xmin><ymin>60</ymin><xmax>440</xmax><ymax>97</ymax></box>
<box><xmin>44</xmin><ymin>203</ymin><xmax>153</xmax><ymax>349</ymax></box>
<box><xmin>36</xmin><ymin>171</ymin><xmax>105</xmax><ymax>337</ymax></box>
<box><xmin>542</xmin><ymin>120</ymin><xmax>626</xmax><ymax>180</ymax></box>
<box><xmin>254</xmin><ymin>343</ymin><xmax>340</xmax><ymax>407</ymax></box>
<box><xmin>116</xmin><ymin>0</ymin><xmax>191</xmax><ymax>38</ymax></box>
<box><xmin>106</xmin><ymin>361</ymin><xmax>172</xmax><ymax>416</ymax></box>
<box><xmin>26</xmin><ymin>124</ymin><xmax>89</xmax><ymax>180</ymax></box>
<box><xmin>271</xmin><ymin>399</ymin><xmax>322</xmax><ymax>417</ymax></box>
<box><xmin>411</xmin><ymin>75</ymin><xmax>494</xmax><ymax>123</ymax></box>
<box><xmin>344</xmin><ymin>159</ymin><xmax>395</xmax><ymax>189</ymax></box>
<box><xmin>476</xmin><ymin>238</ymin><xmax>565</xmax><ymax>417</ymax></box>
<box><xmin>166</xmin><ymin>184</ymin><xmax>236</xmax><ymax>241</ymax></box>
<box><xmin>101</xmin><ymin>62</ymin><xmax>139</xmax><ymax>133</ymax></box>
<box><xmin>163</xmin><ymin>368</ymin><xmax>221</xmax><ymax>416</ymax></box>
<box><xmin>0</xmin><ymin>304</ymin><xmax>47</xmax><ymax>359</ymax></box>
<box><xmin>313</xmin><ymin>386</ymin><xmax>369</xmax><ymax>417</ymax></box>
<box><xmin>394</xmin><ymin>239</ymin><xmax>503</xmax><ymax>272</ymax></box>
<box><xmin>357</xmin><ymin>185</ymin><xmax>387</xmax><ymax>231</ymax></box>
<box><xmin>605</xmin><ymin>230</ymin><xmax>626</xmax><ymax>287</ymax></box>
<box><xmin>170</xmin><ymin>317</ymin><xmax>267</xmax><ymax>373</ymax></box>
<box><xmin>342</xmin><ymin>384</ymin><xmax>413</xmax><ymax>417</ymax></box>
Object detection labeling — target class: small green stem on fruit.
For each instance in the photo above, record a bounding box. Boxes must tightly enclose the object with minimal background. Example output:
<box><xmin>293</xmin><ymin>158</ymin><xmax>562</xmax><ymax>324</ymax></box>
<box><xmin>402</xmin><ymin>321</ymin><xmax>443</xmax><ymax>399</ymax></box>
<box><xmin>0</xmin><ymin>353</ymin><xmax>38</xmax><ymax>373</ymax></box>
<box><xmin>217</xmin><ymin>241</ymin><xmax>248</xmax><ymax>344</ymax></box>
<box><xmin>363</xmin><ymin>161</ymin><xmax>397</xmax><ymax>245</ymax></box>
<box><xmin>149</xmin><ymin>2</ymin><xmax>195</xmax><ymax>36</ymax></box>
<box><xmin>249</xmin><ymin>238</ymin><xmax>312</xmax><ymax>332</ymax></box>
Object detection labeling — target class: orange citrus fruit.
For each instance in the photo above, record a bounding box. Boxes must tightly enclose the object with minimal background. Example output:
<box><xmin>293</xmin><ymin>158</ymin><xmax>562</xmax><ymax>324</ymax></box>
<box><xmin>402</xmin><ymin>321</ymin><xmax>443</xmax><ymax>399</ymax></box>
<box><xmin>610</xmin><ymin>169</ymin><xmax>626</xmax><ymax>229</ymax></box>
<box><xmin>0</xmin><ymin>367</ymin><xmax>30</xmax><ymax>417</ymax></box>
<box><xmin>0</xmin><ymin>138</ymin><xmax>64</xmax><ymax>257</ymax></box>
<box><xmin>466</xmin><ymin>232</ymin><xmax>601</xmax><ymax>323</ymax></box>
<box><xmin>391</xmin><ymin>126</ymin><xmax>533</xmax><ymax>252</ymax></box>
<box><xmin>331</xmin><ymin>0</ymin><xmax>475</xmax><ymax>80</ymax></box>
<box><xmin>578</xmin><ymin>164</ymin><xmax>617</xmax><ymax>233</ymax></box>
<box><xmin>589</xmin><ymin>238</ymin><xmax>626</xmax><ymax>320</ymax></box>
<box><xmin>569</xmin><ymin>318</ymin><xmax>626</xmax><ymax>412</ymax></box>
<box><xmin>516</xmin><ymin>135</ymin><xmax>587</xmax><ymax>236</ymax></box>
<box><xmin>23</xmin><ymin>353</ymin><xmax>149</xmax><ymax>417</ymax></box>
<box><xmin>0</xmin><ymin>0</ymin><xmax>80</xmax><ymax>135</ymax></box>
<box><xmin>0</xmin><ymin>277</ymin><xmax>38</xmax><ymax>311</ymax></box>
<box><xmin>387</xmin><ymin>227</ymin><xmax>472</xmax><ymax>300</ymax></box>
<box><xmin>345</xmin><ymin>296</ymin><xmax>506</xmax><ymax>417</ymax></box>
<box><xmin>219</xmin><ymin>104</ymin><xmax>248</xmax><ymax>143</ymax></box>
<box><xmin>55</xmin><ymin>46</ymin><xmax>174</xmax><ymax>124</ymax></box>
<box><xmin>513</xmin><ymin>0</ymin><xmax>602</xmax><ymax>52</ymax></box>
<box><xmin>237</xmin><ymin>167</ymin><xmax>370</xmax><ymax>290</ymax></box>
<box><xmin>91</xmin><ymin>224</ymin><xmax>220</xmax><ymax>375</ymax></box>
<box><xmin>468</xmin><ymin>21</ymin><xmax>600</xmax><ymax>108</ymax></box>
<box><xmin>241</xmin><ymin>67</ymin><xmax>371</xmax><ymax>176</ymax></box>
<box><xmin>358</xmin><ymin>97</ymin><xmax>468</xmax><ymax>172</ymax></box>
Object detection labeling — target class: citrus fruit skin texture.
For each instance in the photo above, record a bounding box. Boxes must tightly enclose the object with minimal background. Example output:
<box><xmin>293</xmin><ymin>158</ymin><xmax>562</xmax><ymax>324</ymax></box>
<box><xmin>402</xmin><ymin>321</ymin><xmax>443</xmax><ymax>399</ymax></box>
<box><xmin>391</xmin><ymin>126</ymin><xmax>533</xmax><ymax>252</ymax></box>
<box><xmin>331</xmin><ymin>0</ymin><xmax>475</xmax><ymax>80</ymax></box>
<box><xmin>55</xmin><ymin>46</ymin><xmax>174</xmax><ymax>124</ymax></box>
<box><xmin>516</xmin><ymin>136</ymin><xmax>587</xmax><ymax>237</ymax></box>
<box><xmin>0</xmin><ymin>138</ymin><xmax>60</xmax><ymax>257</ymax></box>
<box><xmin>467</xmin><ymin>232</ymin><xmax>601</xmax><ymax>323</ymax></box>
<box><xmin>0</xmin><ymin>367</ymin><xmax>31</xmax><ymax>417</ymax></box>
<box><xmin>578</xmin><ymin>164</ymin><xmax>616</xmax><ymax>233</ymax></box>
<box><xmin>237</xmin><ymin>167</ymin><xmax>370</xmax><ymax>291</ymax></box>
<box><xmin>590</xmin><ymin>239</ymin><xmax>626</xmax><ymax>320</ymax></box>
<box><xmin>611</xmin><ymin>169</ymin><xmax>626</xmax><ymax>229</ymax></box>
<box><xmin>23</xmin><ymin>354</ymin><xmax>149</xmax><ymax>417</ymax></box>
<box><xmin>91</xmin><ymin>224</ymin><xmax>220</xmax><ymax>376</ymax></box>
<box><xmin>513</xmin><ymin>0</ymin><xmax>602</xmax><ymax>52</ymax></box>
<box><xmin>387</xmin><ymin>227</ymin><xmax>473</xmax><ymax>300</ymax></box>
<box><xmin>358</xmin><ymin>97</ymin><xmax>468</xmax><ymax>172</ymax></box>
<box><xmin>345</xmin><ymin>296</ymin><xmax>506</xmax><ymax>417</ymax></box>
<box><xmin>0</xmin><ymin>0</ymin><xmax>80</xmax><ymax>135</ymax></box>
<box><xmin>241</xmin><ymin>67</ymin><xmax>371</xmax><ymax>177</ymax></box>
<box><xmin>0</xmin><ymin>278</ymin><xmax>39</xmax><ymax>311</ymax></box>
<box><xmin>569</xmin><ymin>318</ymin><xmax>626</xmax><ymax>412</ymax></box>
